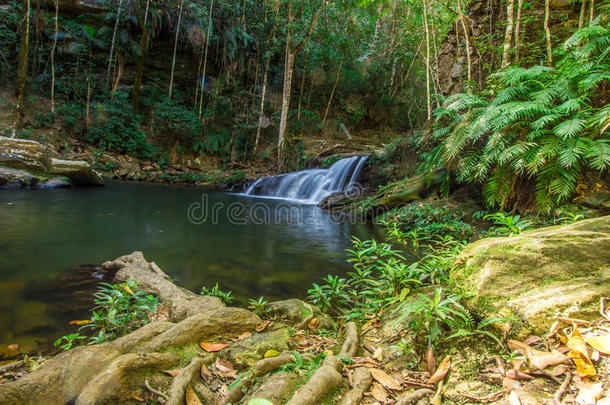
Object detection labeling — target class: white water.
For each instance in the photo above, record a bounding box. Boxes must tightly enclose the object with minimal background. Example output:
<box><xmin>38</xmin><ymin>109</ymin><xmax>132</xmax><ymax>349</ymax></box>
<box><xmin>244</xmin><ymin>156</ymin><xmax>368</xmax><ymax>204</ymax></box>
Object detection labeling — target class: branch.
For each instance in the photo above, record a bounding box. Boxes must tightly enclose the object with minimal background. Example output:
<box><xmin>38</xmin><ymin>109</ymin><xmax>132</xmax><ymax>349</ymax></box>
<box><xmin>294</xmin><ymin>0</ymin><xmax>329</xmax><ymax>54</ymax></box>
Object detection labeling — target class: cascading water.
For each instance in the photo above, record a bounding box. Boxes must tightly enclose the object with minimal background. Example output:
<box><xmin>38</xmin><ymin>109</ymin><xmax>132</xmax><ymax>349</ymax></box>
<box><xmin>244</xmin><ymin>156</ymin><xmax>368</xmax><ymax>204</ymax></box>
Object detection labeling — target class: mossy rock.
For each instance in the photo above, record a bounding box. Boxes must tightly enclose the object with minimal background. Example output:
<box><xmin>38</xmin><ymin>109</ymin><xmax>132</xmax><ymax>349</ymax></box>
<box><xmin>220</xmin><ymin>328</ymin><xmax>292</xmax><ymax>368</ymax></box>
<box><xmin>451</xmin><ymin>216</ymin><xmax>610</xmax><ymax>335</ymax></box>
<box><xmin>268</xmin><ymin>299</ymin><xmax>334</xmax><ymax>329</ymax></box>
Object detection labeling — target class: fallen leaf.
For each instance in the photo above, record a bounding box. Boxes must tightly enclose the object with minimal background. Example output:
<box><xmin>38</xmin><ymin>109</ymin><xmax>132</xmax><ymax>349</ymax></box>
<box><xmin>523</xmin><ymin>335</ymin><xmax>542</xmax><ymax>345</ymax></box>
<box><xmin>215</xmin><ymin>358</ymin><xmax>236</xmax><ymax>378</ymax></box>
<box><xmin>370</xmin><ymin>382</ymin><xmax>389</xmax><ymax>402</ymax></box>
<box><xmin>567</xmin><ymin>328</ymin><xmax>596</xmax><ymax>377</ymax></box>
<box><xmin>233</xmin><ymin>332</ymin><xmax>252</xmax><ymax>342</ymax></box>
<box><xmin>508</xmin><ymin>340</ymin><xmax>568</xmax><ymax>370</ymax></box>
<box><xmin>585</xmin><ymin>334</ymin><xmax>610</xmax><ymax>355</ymax></box>
<box><xmin>69</xmin><ymin>320</ymin><xmax>92</xmax><ymax>326</ymax></box>
<box><xmin>373</xmin><ymin>347</ymin><xmax>383</xmax><ymax>362</ymax></box>
<box><xmin>201</xmin><ymin>364</ymin><xmax>212</xmax><ymax>378</ymax></box>
<box><xmin>307</xmin><ymin>318</ymin><xmax>319</xmax><ymax>331</ymax></box>
<box><xmin>506</xmin><ymin>369</ymin><xmax>534</xmax><ymax>380</ymax></box>
<box><xmin>6</xmin><ymin>344</ymin><xmax>20</xmax><ymax>351</ymax></box>
<box><xmin>256</xmin><ymin>321</ymin><xmax>273</xmax><ymax>332</ymax></box>
<box><xmin>502</xmin><ymin>377</ymin><xmax>521</xmax><ymax>391</ymax></box>
<box><xmin>427</xmin><ymin>355</ymin><xmax>450</xmax><ymax>385</ymax></box>
<box><xmin>163</xmin><ymin>369</ymin><xmax>181</xmax><ymax>377</ymax></box>
<box><xmin>576</xmin><ymin>381</ymin><xmax>602</xmax><ymax>405</ymax></box>
<box><xmin>369</xmin><ymin>368</ymin><xmax>402</xmax><ymax>391</ymax></box>
<box><xmin>426</xmin><ymin>346</ymin><xmax>435</xmax><ymax>376</ymax></box>
<box><xmin>200</xmin><ymin>342</ymin><xmax>229</xmax><ymax>352</ymax></box>
<box><xmin>130</xmin><ymin>395</ymin><xmax>144</xmax><ymax>402</ymax></box>
<box><xmin>186</xmin><ymin>384</ymin><xmax>202</xmax><ymax>405</ymax></box>
<box><xmin>264</xmin><ymin>349</ymin><xmax>280</xmax><ymax>359</ymax></box>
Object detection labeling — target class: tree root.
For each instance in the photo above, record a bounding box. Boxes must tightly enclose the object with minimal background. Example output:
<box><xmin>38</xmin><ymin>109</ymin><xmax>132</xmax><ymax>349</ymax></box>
<box><xmin>145</xmin><ymin>379</ymin><xmax>169</xmax><ymax>404</ymax></box>
<box><xmin>553</xmin><ymin>371</ymin><xmax>571</xmax><ymax>405</ymax></box>
<box><xmin>396</xmin><ymin>388</ymin><xmax>435</xmax><ymax>405</ymax></box>
<box><xmin>339</xmin><ymin>322</ymin><xmax>359</xmax><ymax>358</ymax></box>
<box><xmin>286</xmin><ymin>355</ymin><xmax>343</xmax><ymax>405</ymax></box>
<box><xmin>338</xmin><ymin>367</ymin><xmax>372</xmax><ymax>405</ymax></box>
<box><xmin>253</xmin><ymin>351</ymin><xmax>295</xmax><ymax>376</ymax></box>
<box><xmin>166</xmin><ymin>357</ymin><xmax>205</xmax><ymax>405</ymax></box>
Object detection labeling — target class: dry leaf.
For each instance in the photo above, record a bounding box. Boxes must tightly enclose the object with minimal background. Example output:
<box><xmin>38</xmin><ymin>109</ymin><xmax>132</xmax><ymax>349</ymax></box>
<box><xmin>373</xmin><ymin>347</ymin><xmax>383</xmax><ymax>362</ymax></box>
<box><xmin>427</xmin><ymin>355</ymin><xmax>450</xmax><ymax>385</ymax></box>
<box><xmin>215</xmin><ymin>358</ymin><xmax>236</xmax><ymax>378</ymax></box>
<box><xmin>130</xmin><ymin>395</ymin><xmax>144</xmax><ymax>402</ymax></box>
<box><xmin>370</xmin><ymin>382</ymin><xmax>390</xmax><ymax>402</ymax></box>
<box><xmin>148</xmin><ymin>305</ymin><xmax>169</xmax><ymax>322</ymax></box>
<box><xmin>6</xmin><ymin>344</ymin><xmax>20</xmax><ymax>351</ymax></box>
<box><xmin>567</xmin><ymin>328</ymin><xmax>596</xmax><ymax>377</ymax></box>
<box><xmin>369</xmin><ymin>368</ymin><xmax>402</xmax><ymax>391</ymax></box>
<box><xmin>523</xmin><ymin>335</ymin><xmax>542</xmax><ymax>345</ymax></box>
<box><xmin>307</xmin><ymin>318</ymin><xmax>319</xmax><ymax>330</ymax></box>
<box><xmin>233</xmin><ymin>332</ymin><xmax>252</xmax><ymax>342</ymax></box>
<box><xmin>502</xmin><ymin>377</ymin><xmax>521</xmax><ymax>391</ymax></box>
<box><xmin>69</xmin><ymin>320</ymin><xmax>92</xmax><ymax>326</ymax></box>
<box><xmin>201</xmin><ymin>364</ymin><xmax>212</xmax><ymax>378</ymax></box>
<box><xmin>163</xmin><ymin>369</ymin><xmax>181</xmax><ymax>377</ymax></box>
<box><xmin>256</xmin><ymin>321</ymin><xmax>273</xmax><ymax>332</ymax></box>
<box><xmin>576</xmin><ymin>381</ymin><xmax>603</xmax><ymax>405</ymax></box>
<box><xmin>508</xmin><ymin>340</ymin><xmax>568</xmax><ymax>370</ymax></box>
<box><xmin>585</xmin><ymin>334</ymin><xmax>610</xmax><ymax>355</ymax></box>
<box><xmin>200</xmin><ymin>342</ymin><xmax>229</xmax><ymax>352</ymax></box>
<box><xmin>426</xmin><ymin>346</ymin><xmax>436</xmax><ymax>376</ymax></box>
<box><xmin>264</xmin><ymin>349</ymin><xmax>280</xmax><ymax>359</ymax></box>
<box><xmin>186</xmin><ymin>384</ymin><xmax>202</xmax><ymax>405</ymax></box>
<box><xmin>506</xmin><ymin>369</ymin><xmax>534</xmax><ymax>380</ymax></box>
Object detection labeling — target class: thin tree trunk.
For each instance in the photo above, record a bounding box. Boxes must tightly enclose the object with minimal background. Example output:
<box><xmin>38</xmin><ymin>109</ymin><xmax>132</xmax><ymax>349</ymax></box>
<box><xmin>296</xmin><ymin>39</ymin><xmax>310</xmax><ymax>121</ymax></box>
<box><xmin>168</xmin><ymin>0</ymin><xmax>184</xmax><ymax>100</ymax></box>
<box><xmin>198</xmin><ymin>0</ymin><xmax>213</xmax><ymax>119</ymax></box>
<box><xmin>194</xmin><ymin>49</ymin><xmax>203</xmax><ymax>110</ymax></box>
<box><xmin>429</xmin><ymin>9</ymin><xmax>442</xmax><ymax>100</ymax></box>
<box><xmin>107</xmin><ymin>0</ymin><xmax>124</xmax><ymax>86</ymax></box>
<box><xmin>590</xmin><ymin>0</ymin><xmax>594</xmax><ymax>23</ymax></box>
<box><xmin>514</xmin><ymin>0</ymin><xmax>523</xmax><ymax>62</ymax></box>
<box><xmin>501</xmin><ymin>0</ymin><xmax>515</xmax><ymax>68</ymax></box>
<box><xmin>112</xmin><ymin>53</ymin><xmax>124</xmax><ymax>95</ymax></box>
<box><xmin>322</xmin><ymin>58</ymin><xmax>342</xmax><ymax>126</ymax></box>
<box><xmin>456</xmin><ymin>0</ymin><xmax>472</xmax><ymax>89</ymax></box>
<box><xmin>86</xmin><ymin>51</ymin><xmax>92</xmax><ymax>127</ymax></box>
<box><xmin>12</xmin><ymin>0</ymin><xmax>30</xmax><ymax>137</ymax></box>
<box><xmin>50</xmin><ymin>0</ymin><xmax>58</xmax><ymax>115</ymax></box>
<box><xmin>579</xmin><ymin>0</ymin><xmax>586</xmax><ymax>29</ymax></box>
<box><xmin>132</xmin><ymin>0</ymin><xmax>150</xmax><ymax>110</ymax></box>
<box><xmin>544</xmin><ymin>0</ymin><xmax>553</xmax><ymax>65</ymax></box>
<box><xmin>422</xmin><ymin>0</ymin><xmax>431</xmax><ymax>120</ymax></box>
<box><xmin>253</xmin><ymin>60</ymin><xmax>269</xmax><ymax>157</ymax></box>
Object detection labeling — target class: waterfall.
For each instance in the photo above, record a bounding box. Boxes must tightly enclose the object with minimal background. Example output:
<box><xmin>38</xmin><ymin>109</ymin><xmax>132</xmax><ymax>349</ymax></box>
<box><xmin>243</xmin><ymin>156</ymin><xmax>368</xmax><ymax>204</ymax></box>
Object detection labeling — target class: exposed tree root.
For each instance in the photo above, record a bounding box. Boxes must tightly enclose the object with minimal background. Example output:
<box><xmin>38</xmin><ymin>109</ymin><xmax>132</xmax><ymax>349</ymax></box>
<box><xmin>253</xmin><ymin>351</ymin><xmax>295</xmax><ymax>376</ymax></box>
<box><xmin>339</xmin><ymin>322</ymin><xmax>359</xmax><ymax>357</ymax></box>
<box><xmin>166</xmin><ymin>357</ymin><xmax>205</xmax><ymax>405</ymax></box>
<box><xmin>338</xmin><ymin>367</ymin><xmax>372</xmax><ymax>405</ymax></box>
<box><xmin>395</xmin><ymin>388</ymin><xmax>435</xmax><ymax>404</ymax></box>
<box><xmin>192</xmin><ymin>381</ymin><xmax>217</xmax><ymax>404</ymax></box>
<box><xmin>553</xmin><ymin>371</ymin><xmax>571</xmax><ymax>405</ymax></box>
<box><xmin>145</xmin><ymin>379</ymin><xmax>169</xmax><ymax>404</ymax></box>
<box><xmin>286</xmin><ymin>355</ymin><xmax>343</xmax><ymax>405</ymax></box>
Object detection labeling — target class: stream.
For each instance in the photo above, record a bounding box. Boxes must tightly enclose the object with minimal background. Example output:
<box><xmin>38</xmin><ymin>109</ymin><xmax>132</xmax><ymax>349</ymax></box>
<box><xmin>0</xmin><ymin>181</ymin><xmax>380</xmax><ymax>354</ymax></box>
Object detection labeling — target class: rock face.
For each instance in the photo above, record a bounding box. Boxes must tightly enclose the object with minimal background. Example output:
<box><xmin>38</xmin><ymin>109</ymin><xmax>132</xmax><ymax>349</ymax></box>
<box><xmin>451</xmin><ymin>216</ymin><xmax>610</xmax><ymax>334</ymax></box>
<box><xmin>0</xmin><ymin>136</ymin><xmax>103</xmax><ymax>187</ymax></box>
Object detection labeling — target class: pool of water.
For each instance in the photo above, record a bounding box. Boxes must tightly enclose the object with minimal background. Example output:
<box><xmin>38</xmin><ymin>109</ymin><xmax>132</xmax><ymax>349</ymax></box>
<box><xmin>0</xmin><ymin>181</ymin><xmax>380</xmax><ymax>354</ymax></box>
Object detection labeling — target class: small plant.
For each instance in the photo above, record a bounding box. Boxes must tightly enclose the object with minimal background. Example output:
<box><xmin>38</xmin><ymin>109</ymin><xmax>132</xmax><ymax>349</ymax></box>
<box><xmin>307</xmin><ymin>275</ymin><xmax>351</xmax><ymax>315</ymax></box>
<box><xmin>280</xmin><ymin>351</ymin><xmax>327</xmax><ymax>377</ymax></box>
<box><xmin>54</xmin><ymin>333</ymin><xmax>86</xmax><ymax>351</ymax></box>
<box><xmin>248</xmin><ymin>296</ymin><xmax>271</xmax><ymax>317</ymax></box>
<box><xmin>481</xmin><ymin>212</ymin><xmax>534</xmax><ymax>237</ymax></box>
<box><xmin>201</xmin><ymin>283</ymin><xmax>234</xmax><ymax>304</ymax></box>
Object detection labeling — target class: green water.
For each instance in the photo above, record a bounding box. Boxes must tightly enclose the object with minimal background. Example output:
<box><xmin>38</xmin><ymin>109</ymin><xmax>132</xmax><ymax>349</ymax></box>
<box><xmin>0</xmin><ymin>181</ymin><xmax>379</xmax><ymax>354</ymax></box>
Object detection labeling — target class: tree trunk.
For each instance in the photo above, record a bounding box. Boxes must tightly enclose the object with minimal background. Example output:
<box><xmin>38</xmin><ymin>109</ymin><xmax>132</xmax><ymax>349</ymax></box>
<box><xmin>86</xmin><ymin>51</ymin><xmax>92</xmax><ymax>128</ymax></box>
<box><xmin>456</xmin><ymin>0</ymin><xmax>472</xmax><ymax>88</ymax></box>
<box><xmin>50</xmin><ymin>0</ymin><xmax>58</xmax><ymax>115</ymax></box>
<box><xmin>132</xmin><ymin>0</ymin><xmax>150</xmax><ymax>110</ymax></box>
<box><xmin>579</xmin><ymin>0</ymin><xmax>586</xmax><ymax>29</ymax></box>
<box><xmin>422</xmin><ymin>0</ymin><xmax>431</xmax><ymax>120</ymax></box>
<box><xmin>514</xmin><ymin>0</ymin><xmax>524</xmax><ymax>62</ymax></box>
<box><xmin>107</xmin><ymin>0</ymin><xmax>124</xmax><ymax>86</ymax></box>
<box><xmin>12</xmin><ymin>0</ymin><xmax>30</xmax><ymax>137</ymax></box>
<box><xmin>501</xmin><ymin>0</ymin><xmax>515</xmax><ymax>68</ymax></box>
<box><xmin>253</xmin><ymin>59</ymin><xmax>269</xmax><ymax>157</ymax></box>
<box><xmin>277</xmin><ymin>41</ymin><xmax>295</xmax><ymax>168</ymax></box>
<box><xmin>198</xmin><ymin>0</ymin><xmax>214</xmax><ymax>119</ymax></box>
<box><xmin>296</xmin><ymin>39</ymin><xmax>310</xmax><ymax>121</ymax></box>
<box><xmin>590</xmin><ymin>0</ymin><xmax>594</xmax><ymax>23</ymax></box>
<box><xmin>544</xmin><ymin>0</ymin><xmax>553</xmax><ymax>65</ymax></box>
<box><xmin>168</xmin><ymin>0</ymin><xmax>184</xmax><ymax>100</ymax></box>
<box><xmin>322</xmin><ymin>58</ymin><xmax>342</xmax><ymax>126</ymax></box>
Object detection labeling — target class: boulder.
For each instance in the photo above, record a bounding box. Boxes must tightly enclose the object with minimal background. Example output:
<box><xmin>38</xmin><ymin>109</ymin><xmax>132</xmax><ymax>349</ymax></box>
<box><xmin>451</xmin><ymin>216</ymin><xmax>610</xmax><ymax>335</ymax></box>
<box><xmin>0</xmin><ymin>136</ymin><xmax>51</xmax><ymax>172</ymax></box>
<box><xmin>269</xmin><ymin>299</ymin><xmax>334</xmax><ymax>329</ymax></box>
<box><xmin>221</xmin><ymin>328</ymin><xmax>292</xmax><ymax>368</ymax></box>
<box><xmin>49</xmin><ymin>158</ymin><xmax>104</xmax><ymax>186</ymax></box>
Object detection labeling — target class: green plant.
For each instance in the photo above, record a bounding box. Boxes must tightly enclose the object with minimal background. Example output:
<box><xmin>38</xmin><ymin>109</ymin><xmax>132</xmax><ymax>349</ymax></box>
<box><xmin>248</xmin><ymin>296</ymin><xmax>271</xmax><ymax>317</ymax></box>
<box><xmin>201</xmin><ymin>283</ymin><xmax>234</xmax><ymax>304</ymax></box>
<box><xmin>54</xmin><ymin>333</ymin><xmax>86</xmax><ymax>351</ymax></box>
<box><xmin>447</xmin><ymin>316</ymin><xmax>515</xmax><ymax>345</ymax></box>
<box><xmin>280</xmin><ymin>351</ymin><xmax>327</xmax><ymax>377</ymax></box>
<box><xmin>482</xmin><ymin>212</ymin><xmax>534</xmax><ymax>236</ymax></box>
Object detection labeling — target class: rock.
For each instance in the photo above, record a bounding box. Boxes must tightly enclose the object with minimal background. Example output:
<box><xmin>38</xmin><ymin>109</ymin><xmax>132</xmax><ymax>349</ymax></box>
<box><xmin>269</xmin><ymin>299</ymin><xmax>334</xmax><ymax>329</ymax></box>
<box><xmin>575</xmin><ymin>190</ymin><xmax>610</xmax><ymax>212</ymax></box>
<box><xmin>39</xmin><ymin>177</ymin><xmax>72</xmax><ymax>188</ymax></box>
<box><xmin>0</xmin><ymin>167</ymin><xmax>37</xmax><ymax>188</ymax></box>
<box><xmin>451</xmin><ymin>216</ymin><xmax>610</xmax><ymax>335</ymax></box>
<box><xmin>0</xmin><ymin>136</ymin><xmax>51</xmax><ymax>172</ymax></box>
<box><xmin>245</xmin><ymin>372</ymin><xmax>300</xmax><ymax>405</ymax></box>
<box><xmin>49</xmin><ymin>158</ymin><xmax>104</xmax><ymax>186</ymax></box>
<box><xmin>221</xmin><ymin>328</ymin><xmax>292</xmax><ymax>368</ymax></box>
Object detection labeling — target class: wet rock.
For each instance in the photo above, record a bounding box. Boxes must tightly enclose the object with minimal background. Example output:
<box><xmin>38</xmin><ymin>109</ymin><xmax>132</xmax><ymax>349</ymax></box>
<box><xmin>452</xmin><ymin>216</ymin><xmax>610</xmax><ymax>335</ymax></box>
<box><xmin>269</xmin><ymin>299</ymin><xmax>334</xmax><ymax>329</ymax></box>
<box><xmin>49</xmin><ymin>158</ymin><xmax>104</xmax><ymax>186</ymax></box>
<box><xmin>0</xmin><ymin>167</ymin><xmax>36</xmax><ymax>188</ymax></box>
<box><xmin>0</xmin><ymin>136</ymin><xmax>51</xmax><ymax>172</ymax></box>
<box><xmin>39</xmin><ymin>177</ymin><xmax>71</xmax><ymax>189</ymax></box>
<box><xmin>221</xmin><ymin>328</ymin><xmax>291</xmax><ymax>368</ymax></box>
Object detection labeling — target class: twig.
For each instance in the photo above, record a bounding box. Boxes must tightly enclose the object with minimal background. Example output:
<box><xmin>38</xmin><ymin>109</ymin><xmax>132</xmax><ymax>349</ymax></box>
<box><xmin>0</xmin><ymin>360</ymin><xmax>25</xmax><ymax>374</ymax></box>
<box><xmin>144</xmin><ymin>379</ymin><xmax>169</xmax><ymax>404</ymax></box>
<box><xmin>403</xmin><ymin>379</ymin><xmax>435</xmax><ymax>389</ymax></box>
<box><xmin>601</xmin><ymin>297</ymin><xmax>610</xmax><ymax>322</ymax></box>
<box><xmin>553</xmin><ymin>371</ymin><xmax>571</xmax><ymax>405</ymax></box>
<box><xmin>458</xmin><ymin>390</ymin><xmax>508</xmax><ymax>403</ymax></box>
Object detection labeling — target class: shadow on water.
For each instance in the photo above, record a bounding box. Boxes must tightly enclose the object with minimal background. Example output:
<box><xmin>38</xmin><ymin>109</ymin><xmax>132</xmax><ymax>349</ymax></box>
<box><xmin>0</xmin><ymin>181</ymin><xmax>382</xmax><ymax>357</ymax></box>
